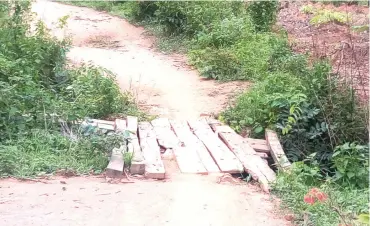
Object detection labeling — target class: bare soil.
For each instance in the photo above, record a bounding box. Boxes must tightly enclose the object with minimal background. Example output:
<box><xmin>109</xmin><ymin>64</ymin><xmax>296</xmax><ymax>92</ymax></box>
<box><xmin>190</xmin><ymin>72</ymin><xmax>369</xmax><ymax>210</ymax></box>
<box><xmin>278</xmin><ymin>1</ymin><xmax>369</xmax><ymax>101</ymax></box>
<box><xmin>0</xmin><ymin>175</ymin><xmax>290</xmax><ymax>226</ymax></box>
<box><xmin>0</xmin><ymin>1</ymin><xmax>289</xmax><ymax>226</ymax></box>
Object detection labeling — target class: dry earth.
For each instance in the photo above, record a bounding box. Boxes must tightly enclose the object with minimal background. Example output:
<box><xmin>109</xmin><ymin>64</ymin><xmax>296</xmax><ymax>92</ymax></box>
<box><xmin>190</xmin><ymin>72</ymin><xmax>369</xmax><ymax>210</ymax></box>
<box><xmin>0</xmin><ymin>1</ymin><xmax>289</xmax><ymax>226</ymax></box>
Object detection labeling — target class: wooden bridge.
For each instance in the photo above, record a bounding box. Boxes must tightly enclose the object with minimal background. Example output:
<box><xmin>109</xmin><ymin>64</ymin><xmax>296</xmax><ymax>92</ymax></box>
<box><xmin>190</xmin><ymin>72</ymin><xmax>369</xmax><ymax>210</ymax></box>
<box><xmin>87</xmin><ymin>116</ymin><xmax>291</xmax><ymax>192</ymax></box>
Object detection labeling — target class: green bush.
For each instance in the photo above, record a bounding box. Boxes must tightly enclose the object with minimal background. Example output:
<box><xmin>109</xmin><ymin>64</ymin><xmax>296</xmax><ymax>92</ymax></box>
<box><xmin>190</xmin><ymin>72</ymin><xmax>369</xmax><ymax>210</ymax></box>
<box><xmin>221</xmin><ymin>72</ymin><xmax>306</xmax><ymax>135</ymax></box>
<box><xmin>247</xmin><ymin>0</ymin><xmax>278</xmax><ymax>32</ymax></box>
<box><xmin>273</xmin><ymin>162</ymin><xmax>369</xmax><ymax>226</ymax></box>
<box><xmin>0</xmin><ymin>129</ymin><xmax>123</xmax><ymax>177</ymax></box>
<box><xmin>0</xmin><ymin>1</ymin><xmax>142</xmax><ymax>176</ymax></box>
<box><xmin>331</xmin><ymin>143</ymin><xmax>369</xmax><ymax>188</ymax></box>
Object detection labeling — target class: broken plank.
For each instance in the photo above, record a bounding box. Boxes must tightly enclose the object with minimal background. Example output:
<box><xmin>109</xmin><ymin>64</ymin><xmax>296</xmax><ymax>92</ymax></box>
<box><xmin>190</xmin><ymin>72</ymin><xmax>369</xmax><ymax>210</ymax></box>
<box><xmin>216</xmin><ymin>127</ymin><xmax>276</xmax><ymax>192</ymax></box>
<box><xmin>245</xmin><ymin>138</ymin><xmax>270</xmax><ymax>153</ymax></box>
<box><xmin>151</xmin><ymin>118</ymin><xmax>181</xmax><ymax>149</ymax></box>
<box><xmin>126</xmin><ymin>116</ymin><xmax>138</xmax><ymax>134</ymax></box>
<box><xmin>138</xmin><ymin>122</ymin><xmax>165</xmax><ymax>179</ymax></box>
<box><xmin>265</xmin><ymin>129</ymin><xmax>291</xmax><ymax>170</ymax></box>
<box><xmin>106</xmin><ymin>146</ymin><xmax>125</xmax><ymax>178</ymax></box>
<box><xmin>170</xmin><ymin>120</ymin><xmax>213</xmax><ymax>174</ymax></box>
<box><xmin>188</xmin><ymin>119</ymin><xmax>243</xmax><ymax>174</ymax></box>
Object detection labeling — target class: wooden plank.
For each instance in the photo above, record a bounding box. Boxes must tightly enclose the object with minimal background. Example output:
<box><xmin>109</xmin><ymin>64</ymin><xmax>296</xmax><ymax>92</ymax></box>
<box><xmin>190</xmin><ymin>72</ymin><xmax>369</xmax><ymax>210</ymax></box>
<box><xmin>126</xmin><ymin>116</ymin><xmax>138</xmax><ymax>134</ymax></box>
<box><xmin>151</xmin><ymin>118</ymin><xmax>181</xmax><ymax>149</ymax></box>
<box><xmin>265</xmin><ymin>129</ymin><xmax>291</xmax><ymax>170</ymax></box>
<box><xmin>173</xmin><ymin>146</ymin><xmax>207</xmax><ymax>174</ymax></box>
<box><xmin>257</xmin><ymin>152</ymin><xmax>269</xmax><ymax>159</ymax></box>
<box><xmin>138</xmin><ymin>122</ymin><xmax>165</xmax><ymax>179</ymax></box>
<box><xmin>127</xmin><ymin>120</ymin><xmax>145</xmax><ymax>175</ymax></box>
<box><xmin>188</xmin><ymin>119</ymin><xmax>243</xmax><ymax>174</ymax></box>
<box><xmin>115</xmin><ymin>119</ymin><xmax>126</xmax><ymax>132</ymax></box>
<box><xmin>245</xmin><ymin>138</ymin><xmax>270</xmax><ymax>153</ymax></box>
<box><xmin>106</xmin><ymin>146</ymin><xmax>124</xmax><ymax>178</ymax></box>
<box><xmin>215</xmin><ymin>126</ymin><xmax>276</xmax><ymax>193</ymax></box>
<box><xmin>170</xmin><ymin>120</ymin><xmax>218</xmax><ymax>174</ymax></box>
<box><xmin>207</xmin><ymin>118</ymin><xmax>222</xmax><ymax>127</ymax></box>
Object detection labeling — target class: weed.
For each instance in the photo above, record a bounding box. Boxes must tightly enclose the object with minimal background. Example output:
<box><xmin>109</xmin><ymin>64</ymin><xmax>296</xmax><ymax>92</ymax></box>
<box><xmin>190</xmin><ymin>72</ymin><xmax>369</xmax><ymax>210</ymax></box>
<box><xmin>247</xmin><ymin>0</ymin><xmax>278</xmax><ymax>32</ymax></box>
<box><xmin>310</xmin><ymin>9</ymin><xmax>352</xmax><ymax>26</ymax></box>
<box><xmin>300</xmin><ymin>5</ymin><xmax>316</xmax><ymax>14</ymax></box>
<box><xmin>272</xmin><ymin>163</ymin><xmax>369</xmax><ymax>226</ymax></box>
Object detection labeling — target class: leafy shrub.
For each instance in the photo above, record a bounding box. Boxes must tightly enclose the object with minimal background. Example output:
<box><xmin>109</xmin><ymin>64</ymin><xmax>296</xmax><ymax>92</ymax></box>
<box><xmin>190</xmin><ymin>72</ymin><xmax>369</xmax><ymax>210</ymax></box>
<box><xmin>221</xmin><ymin>72</ymin><xmax>306</xmax><ymax>135</ymax></box>
<box><xmin>0</xmin><ymin>1</ymin><xmax>142</xmax><ymax>176</ymax></box>
<box><xmin>59</xmin><ymin>65</ymin><xmax>137</xmax><ymax>121</ymax></box>
<box><xmin>0</xmin><ymin>129</ymin><xmax>123</xmax><ymax>177</ymax></box>
<box><xmin>154</xmin><ymin>1</ymin><xmax>245</xmax><ymax>36</ymax></box>
<box><xmin>191</xmin><ymin>16</ymin><xmax>254</xmax><ymax>49</ymax></box>
<box><xmin>273</xmin><ymin>162</ymin><xmax>369</xmax><ymax>226</ymax></box>
<box><xmin>247</xmin><ymin>0</ymin><xmax>278</xmax><ymax>32</ymax></box>
<box><xmin>331</xmin><ymin>143</ymin><xmax>369</xmax><ymax>188</ymax></box>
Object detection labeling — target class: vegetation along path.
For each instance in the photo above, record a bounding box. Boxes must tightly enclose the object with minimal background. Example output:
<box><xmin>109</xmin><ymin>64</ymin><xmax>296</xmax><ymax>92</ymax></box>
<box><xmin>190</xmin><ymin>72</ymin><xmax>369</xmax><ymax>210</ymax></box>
<box><xmin>33</xmin><ymin>0</ymin><xmax>249</xmax><ymax>120</ymax></box>
<box><xmin>0</xmin><ymin>1</ymin><xmax>288</xmax><ymax>226</ymax></box>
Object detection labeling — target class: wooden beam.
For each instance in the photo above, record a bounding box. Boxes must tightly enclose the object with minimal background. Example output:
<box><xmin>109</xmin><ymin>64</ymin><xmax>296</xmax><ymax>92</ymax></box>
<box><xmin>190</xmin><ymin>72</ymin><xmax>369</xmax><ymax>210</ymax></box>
<box><xmin>126</xmin><ymin>116</ymin><xmax>138</xmax><ymax>134</ymax></box>
<box><xmin>106</xmin><ymin>146</ymin><xmax>125</xmax><ymax>178</ymax></box>
<box><xmin>115</xmin><ymin>119</ymin><xmax>126</xmax><ymax>132</ymax></box>
<box><xmin>125</xmin><ymin>116</ymin><xmax>145</xmax><ymax>175</ymax></box>
<box><xmin>245</xmin><ymin>138</ymin><xmax>270</xmax><ymax>153</ymax></box>
<box><xmin>188</xmin><ymin>119</ymin><xmax>243</xmax><ymax>174</ymax></box>
<box><xmin>170</xmin><ymin>120</ymin><xmax>218</xmax><ymax>174</ymax></box>
<box><xmin>265</xmin><ymin>129</ymin><xmax>291</xmax><ymax>170</ymax></box>
<box><xmin>215</xmin><ymin>125</ymin><xmax>276</xmax><ymax>193</ymax></box>
<box><xmin>138</xmin><ymin>122</ymin><xmax>165</xmax><ymax>179</ymax></box>
<box><xmin>151</xmin><ymin>118</ymin><xmax>181</xmax><ymax>149</ymax></box>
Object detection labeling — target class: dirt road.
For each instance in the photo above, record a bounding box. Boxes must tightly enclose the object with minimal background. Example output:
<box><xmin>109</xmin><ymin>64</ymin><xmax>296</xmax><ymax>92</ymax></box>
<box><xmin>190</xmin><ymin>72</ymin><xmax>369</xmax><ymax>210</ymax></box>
<box><xmin>0</xmin><ymin>1</ymin><xmax>288</xmax><ymax>225</ymax></box>
<box><xmin>31</xmin><ymin>0</ymin><xmax>249</xmax><ymax>119</ymax></box>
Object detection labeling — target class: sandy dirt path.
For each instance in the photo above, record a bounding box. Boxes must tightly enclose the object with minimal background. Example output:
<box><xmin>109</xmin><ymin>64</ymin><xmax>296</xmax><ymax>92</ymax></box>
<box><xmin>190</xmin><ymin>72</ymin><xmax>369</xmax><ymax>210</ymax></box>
<box><xmin>0</xmin><ymin>175</ymin><xmax>289</xmax><ymax>226</ymax></box>
<box><xmin>31</xmin><ymin>0</ymin><xmax>249</xmax><ymax>119</ymax></box>
<box><xmin>0</xmin><ymin>1</ymin><xmax>289</xmax><ymax>226</ymax></box>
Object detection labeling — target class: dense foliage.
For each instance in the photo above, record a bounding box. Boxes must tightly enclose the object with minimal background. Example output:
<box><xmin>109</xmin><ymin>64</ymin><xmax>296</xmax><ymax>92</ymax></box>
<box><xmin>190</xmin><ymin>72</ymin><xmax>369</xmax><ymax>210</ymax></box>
<box><xmin>0</xmin><ymin>1</ymin><xmax>141</xmax><ymax>177</ymax></box>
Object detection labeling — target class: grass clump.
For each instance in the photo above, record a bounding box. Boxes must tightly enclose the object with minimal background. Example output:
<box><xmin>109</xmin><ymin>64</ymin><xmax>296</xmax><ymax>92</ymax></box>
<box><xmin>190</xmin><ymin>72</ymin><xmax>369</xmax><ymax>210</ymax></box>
<box><xmin>0</xmin><ymin>1</ymin><xmax>142</xmax><ymax>177</ymax></box>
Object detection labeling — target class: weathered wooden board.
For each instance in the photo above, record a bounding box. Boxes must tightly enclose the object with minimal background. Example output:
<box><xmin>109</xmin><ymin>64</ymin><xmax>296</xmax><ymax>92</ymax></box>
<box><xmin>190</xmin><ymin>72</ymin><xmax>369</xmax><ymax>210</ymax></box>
<box><xmin>188</xmin><ymin>119</ymin><xmax>243</xmax><ymax>174</ymax></box>
<box><xmin>138</xmin><ymin>122</ymin><xmax>165</xmax><ymax>179</ymax></box>
<box><xmin>172</xmin><ymin>146</ymin><xmax>207</xmax><ymax>174</ymax></box>
<box><xmin>215</xmin><ymin>126</ymin><xmax>276</xmax><ymax>192</ymax></box>
<box><xmin>125</xmin><ymin>117</ymin><xmax>145</xmax><ymax>175</ymax></box>
<box><xmin>170</xmin><ymin>120</ymin><xmax>218</xmax><ymax>173</ymax></box>
<box><xmin>106</xmin><ymin>146</ymin><xmax>124</xmax><ymax>178</ymax></box>
<box><xmin>245</xmin><ymin>138</ymin><xmax>270</xmax><ymax>153</ymax></box>
<box><xmin>126</xmin><ymin>116</ymin><xmax>138</xmax><ymax>134</ymax></box>
<box><xmin>151</xmin><ymin>118</ymin><xmax>181</xmax><ymax>149</ymax></box>
<box><xmin>265</xmin><ymin>129</ymin><xmax>291</xmax><ymax>170</ymax></box>
<box><xmin>115</xmin><ymin>119</ymin><xmax>126</xmax><ymax>132</ymax></box>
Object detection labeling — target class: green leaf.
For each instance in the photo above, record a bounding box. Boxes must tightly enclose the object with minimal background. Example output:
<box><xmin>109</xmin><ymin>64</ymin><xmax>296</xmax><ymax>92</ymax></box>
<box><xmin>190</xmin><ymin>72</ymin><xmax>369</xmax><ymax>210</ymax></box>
<box><xmin>254</xmin><ymin>126</ymin><xmax>263</xmax><ymax>134</ymax></box>
<box><xmin>9</xmin><ymin>107</ymin><xmax>18</xmax><ymax>117</ymax></box>
<box><xmin>358</xmin><ymin>213</ymin><xmax>370</xmax><ymax>224</ymax></box>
